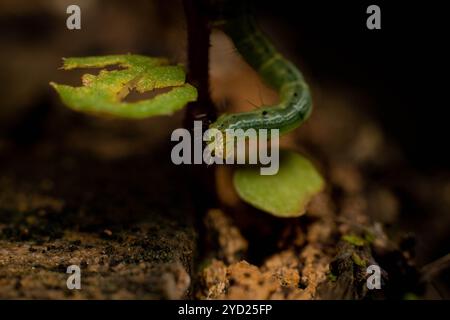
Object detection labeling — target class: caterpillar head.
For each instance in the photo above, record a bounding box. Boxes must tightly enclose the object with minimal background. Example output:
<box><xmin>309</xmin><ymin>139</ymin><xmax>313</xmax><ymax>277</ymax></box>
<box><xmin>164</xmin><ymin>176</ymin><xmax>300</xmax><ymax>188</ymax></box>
<box><xmin>206</xmin><ymin>114</ymin><xmax>261</xmax><ymax>165</ymax></box>
<box><xmin>204</xmin><ymin>123</ymin><xmax>234</xmax><ymax>164</ymax></box>
<box><xmin>206</xmin><ymin>114</ymin><xmax>232</xmax><ymax>161</ymax></box>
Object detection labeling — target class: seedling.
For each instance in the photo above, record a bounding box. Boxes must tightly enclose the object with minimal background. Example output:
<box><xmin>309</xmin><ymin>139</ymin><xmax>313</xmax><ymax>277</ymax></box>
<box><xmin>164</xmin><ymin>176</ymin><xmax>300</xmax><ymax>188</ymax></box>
<box><xmin>51</xmin><ymin>0</ymin><xmax>324</xmax><ymax>217</ymax></box>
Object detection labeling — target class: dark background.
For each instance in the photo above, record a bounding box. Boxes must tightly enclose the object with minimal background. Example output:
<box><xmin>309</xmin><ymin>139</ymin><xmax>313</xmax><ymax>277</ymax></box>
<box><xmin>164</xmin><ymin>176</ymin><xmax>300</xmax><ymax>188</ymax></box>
<box><xmin>256</xmin><ymin>0</ymin><xmax>448</xmax><ymax>171</ymax></box>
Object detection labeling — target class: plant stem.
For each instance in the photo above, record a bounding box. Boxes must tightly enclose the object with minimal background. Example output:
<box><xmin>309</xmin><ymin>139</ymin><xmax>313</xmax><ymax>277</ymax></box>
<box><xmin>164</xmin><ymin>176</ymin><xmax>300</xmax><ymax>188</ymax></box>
<box><xmin>183</xmin><ymin>0</ymin><xmax>216</xmax><ymax>126</ymax></box>
<box><xmin>183</xmin><ymin>0</ymin><xmax>217</xmax><ymax>210</ymax></box>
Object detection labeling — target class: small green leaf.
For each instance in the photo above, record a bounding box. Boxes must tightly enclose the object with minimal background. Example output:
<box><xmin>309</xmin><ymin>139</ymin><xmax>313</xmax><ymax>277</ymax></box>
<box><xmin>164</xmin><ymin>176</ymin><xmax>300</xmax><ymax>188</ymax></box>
<box><xmin>233</xmin><ymin>150</ymin><xmax>324</xmax><ymax>217</ymax></box>
<box><xmin>50</xmin><ymin>54</ymin><xmax>197</xmax><ymax>118</ymax></box>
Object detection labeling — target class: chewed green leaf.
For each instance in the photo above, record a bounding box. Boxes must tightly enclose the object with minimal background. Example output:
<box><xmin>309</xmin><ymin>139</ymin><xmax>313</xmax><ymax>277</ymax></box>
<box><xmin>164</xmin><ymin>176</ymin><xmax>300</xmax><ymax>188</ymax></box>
<box><xmin>233</xmin><ymin>150</ymin><xmax>324</xmax><ymax>217</ymax></box>
<box><xmin>50</xmin><ymin>54</ymin><xmax>197</xmax><ymax>118</ymax></box>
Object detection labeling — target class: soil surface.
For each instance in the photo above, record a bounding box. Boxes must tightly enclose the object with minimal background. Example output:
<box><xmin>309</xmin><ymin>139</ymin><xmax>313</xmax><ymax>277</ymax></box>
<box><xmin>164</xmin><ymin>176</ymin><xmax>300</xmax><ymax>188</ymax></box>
<box><xmin>0</xmin><ymin>111</ymin><xmax>196</xmax><ymax>299</ymax></box>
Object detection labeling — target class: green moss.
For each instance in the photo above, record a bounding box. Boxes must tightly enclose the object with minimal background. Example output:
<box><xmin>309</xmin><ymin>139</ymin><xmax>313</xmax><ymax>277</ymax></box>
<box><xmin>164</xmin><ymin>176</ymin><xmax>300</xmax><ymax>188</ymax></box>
<box><xmin>364</xmin><ymin>231</ymin><xmax>375</xmax><ymax>244</ymax></box>
<box><xmin>342</xmin><ymin>234</ymin><xmax>366</xmax><ymax>247</ymax></box>
<box><xmin>403</xmin><ymin>293</ymin><xmax>420</xmax><ymax>300</ymax></box>
<box><xmin>327</xmin><ymin>272</ymin><xmax>337</xmax><ymax>282</ymax></box>
<box><xmin>351</xmin><ymin>252</ymin><xmax>367</xmax><ymax>267</ymax></box>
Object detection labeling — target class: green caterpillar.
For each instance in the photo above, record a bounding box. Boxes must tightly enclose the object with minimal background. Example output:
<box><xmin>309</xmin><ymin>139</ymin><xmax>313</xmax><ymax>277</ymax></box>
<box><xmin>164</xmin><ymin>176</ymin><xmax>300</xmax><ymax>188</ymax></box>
<box><xmin>210</xmin><ymin>1</ymin><xmax>312</xmax><ymax>135</ymax></box>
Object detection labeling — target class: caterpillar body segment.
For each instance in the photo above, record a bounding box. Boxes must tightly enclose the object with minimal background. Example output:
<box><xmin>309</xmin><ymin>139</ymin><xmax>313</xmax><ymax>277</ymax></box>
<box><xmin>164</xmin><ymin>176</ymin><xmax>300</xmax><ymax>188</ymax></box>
<box><xmin>209</xmin><ymin>2</ymin><xmax>312</xmax><ymax>136</ymax></box>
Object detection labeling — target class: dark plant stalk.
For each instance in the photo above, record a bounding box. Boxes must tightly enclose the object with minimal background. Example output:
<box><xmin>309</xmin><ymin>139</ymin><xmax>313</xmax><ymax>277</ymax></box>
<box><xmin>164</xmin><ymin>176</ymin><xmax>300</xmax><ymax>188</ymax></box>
<box><xmin>183</xmin><ymin>0</ymin><xmax>217</xmax><ymax>210</ymax></box>
<box><xmin>183</xmin><ymin>0</ymin><xmax>216</xmax><ymax>126</ymax></box>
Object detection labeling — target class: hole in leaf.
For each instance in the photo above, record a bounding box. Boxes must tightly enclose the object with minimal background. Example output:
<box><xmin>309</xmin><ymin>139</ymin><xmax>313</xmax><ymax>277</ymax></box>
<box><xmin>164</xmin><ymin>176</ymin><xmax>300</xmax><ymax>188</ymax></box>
<box><xmin>123</xmin><ymin>86</ymin><xmax>175</xmax><ymax>103</ymax></box>
<box><xmin>55</xmin><ymin>64</ymin><xmax>127</xmax><ymax>87</ymax></box>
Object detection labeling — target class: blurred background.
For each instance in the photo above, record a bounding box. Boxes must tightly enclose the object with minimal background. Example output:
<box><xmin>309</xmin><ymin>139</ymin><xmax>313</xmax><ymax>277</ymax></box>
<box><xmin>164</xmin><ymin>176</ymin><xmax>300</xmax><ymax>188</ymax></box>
<box><xmin>0</xmin><ymin>0</ymin><xmax>448</xmax><ymax>299</ymax></box>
